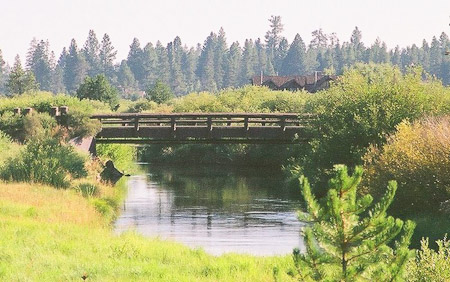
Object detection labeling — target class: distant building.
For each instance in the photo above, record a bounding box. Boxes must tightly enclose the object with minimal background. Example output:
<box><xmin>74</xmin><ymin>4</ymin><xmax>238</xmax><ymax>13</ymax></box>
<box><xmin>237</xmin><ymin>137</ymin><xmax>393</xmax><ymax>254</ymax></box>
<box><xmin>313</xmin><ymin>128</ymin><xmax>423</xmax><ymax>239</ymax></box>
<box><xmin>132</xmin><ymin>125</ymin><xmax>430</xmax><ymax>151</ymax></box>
<box><xmin>250</xmin><ymin>74</ymin><xmax>337</xmax><ymax>93</ymax></box>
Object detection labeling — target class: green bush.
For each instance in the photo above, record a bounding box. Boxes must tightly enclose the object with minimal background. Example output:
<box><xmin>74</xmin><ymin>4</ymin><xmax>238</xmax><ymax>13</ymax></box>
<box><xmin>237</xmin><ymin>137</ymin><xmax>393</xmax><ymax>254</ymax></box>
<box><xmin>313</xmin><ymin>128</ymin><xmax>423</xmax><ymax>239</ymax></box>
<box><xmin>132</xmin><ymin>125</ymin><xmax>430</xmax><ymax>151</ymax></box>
<box><xmin>96</xmin><ymin>143</ymin><xmax>136</xmax><ymax>171</ymax></box>
<box><xmin>0</xmin><ymin>137</ymin><xmax>87</xmax><ymax>188</ymax></box>
<box><xmin>295</xmin><ymin>63</ymin><xmax>450</xmax><ymax>188</ymax></box>
<box><xmin>363</xmin><ymin>117</ymin><xmax>450</xmax><ymax>212</ymax></box>
<box><xmin>0</xmin><ymin>92</ymin><xmax>107</xmax><ymax>141</ymax></box>
<box><xmin>74</xmin><ymin>182</ymin><xmax>100</xmax><ymax>198</ymax></box>
<box><xmin>0</xmin><ymin>131</ymin><xmax>20</xmax><ymax>166</ymax></box>
<box><xmin>76</xmin><ymin>75</ymin><xmax>119</xmax><ymax>110</ymax></box>
<box><xmin>407</xmin><ymin>236</ymin><xmax>450</xmax><ymax>281</ymax></box>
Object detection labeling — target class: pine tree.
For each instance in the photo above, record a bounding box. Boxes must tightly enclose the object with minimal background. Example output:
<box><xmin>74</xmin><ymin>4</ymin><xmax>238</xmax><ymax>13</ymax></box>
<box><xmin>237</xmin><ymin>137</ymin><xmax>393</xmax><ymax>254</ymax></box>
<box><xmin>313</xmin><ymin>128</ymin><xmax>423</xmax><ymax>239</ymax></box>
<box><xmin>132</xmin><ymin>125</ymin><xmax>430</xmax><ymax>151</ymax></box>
<box><xmin>76</xmin><ymin>74</ymin><xmax>119</xmax><ymax>109</ymax></box>
<box><xmin>167</xmin><ymin>36</ymin><xmax>186</xmax><ymax>95</ymax></box>
<box><xmin>127</xmin><ymin>38</ymin><xmax>145</xmax><ymax>86</ymax></box>
<box><xmin>429</xmin><ymin>36</ymin><xmax>442</xmax><ymax>77</ymax></box>
<box><xmin>83</xmin><ymin>30</ymin><xmax>101</xmax><ymax>77</ymax></box>
<box><xmin>280</xmin><ymin>34</ymin><xmax>307</xmax><ymax>75</ymax></box>
<box><xmin>64</xmin><ymin>39</ymin><xmax>88</xmax><ymax>94</ymax></box>
<box><xmin>117</xmin><ymin>60</ymin><xmax>137</xmax><ymax>94</ymax></box>
<box><xmin>274</xmin><ymin>37</ymin><xmax>289</xmax><ymax>74</ymax></box>
<box><xmin>294</xmin><ymin>165</ymin><xmax>415</xmax><ymax>281</ymax></box>
<box><xmin>265</xmin><ymin>15</ymin><xmax>284</xmax><ymax>72</ymax></box>
<box><xmin>196</xmin><ymin>32</ymin><xmax>217</xmax><ymax>91</ymax></box>
<box><xmin>155</xmin><ymin>41</ymin><xmax>171</xmax><ymax>86</ymax></box>
<box><xmin>391</xmin><ymin>45</ymin><xmax>402</xmax><ymax>68</ymax></box>
<box><xmin>99</xmin><ymin>33</ymin><xmax>117</xmax><ymax>79</ymax></box>
<box><xmin>26</xmin><ymin>39</ymin><xmax>52</xmax><ymax>91</ymax></box>
<box><xmin>181</xmin><ymin>47</ymin><xmax>199</xmax><ymax>92</ymax></box>
<box><xmin>350</xmin><ymin>27</ymin><xmax>365</xmax><ymax>62</ymax></box>
<box><xmin>141</xmin><ymin>42</ymin><xmax>157</xmax><ymax>88</ymax></box>
<box><xmin>7</xmin><ymin>55</ymin><xmax>39</xmax><ymax>95</ymax></box>
<box><xmin>240</xmin><ymin>39</ymin><xmax>258</xmax><ymax>85</ymax></box>
<box><xmin>214</xmin><ymin>28</ymin><xmax>228</xmax><ymax>89</ymax></box>
<box><xmin>0</xmin><ymin>48</ymin><xmax>7</xmax><ymax>93</ymax></box>
<box><xmin>224</xmin><ymin>42</ymin><xmax>242</xmax><ymax>88</ymax></box>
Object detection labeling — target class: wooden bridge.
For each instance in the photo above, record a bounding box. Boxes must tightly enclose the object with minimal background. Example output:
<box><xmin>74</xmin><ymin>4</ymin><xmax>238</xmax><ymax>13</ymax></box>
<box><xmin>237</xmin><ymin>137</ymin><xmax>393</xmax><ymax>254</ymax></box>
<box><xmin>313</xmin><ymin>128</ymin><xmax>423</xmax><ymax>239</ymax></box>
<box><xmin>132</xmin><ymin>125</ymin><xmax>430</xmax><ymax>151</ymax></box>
<box><xmin>90</xmin><ymin>113</ymin><xmax>316</xmax><ymax>144</ymax></box>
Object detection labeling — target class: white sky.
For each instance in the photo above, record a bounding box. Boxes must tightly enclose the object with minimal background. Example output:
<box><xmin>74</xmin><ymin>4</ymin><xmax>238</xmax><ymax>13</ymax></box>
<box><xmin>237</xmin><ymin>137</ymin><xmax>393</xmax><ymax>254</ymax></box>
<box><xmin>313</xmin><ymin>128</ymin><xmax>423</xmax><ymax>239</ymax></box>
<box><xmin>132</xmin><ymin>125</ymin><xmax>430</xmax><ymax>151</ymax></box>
<box><xmin>1</xmin><ymin>0</ymin><xmax>449</xmax><ymax>64</ymax></box>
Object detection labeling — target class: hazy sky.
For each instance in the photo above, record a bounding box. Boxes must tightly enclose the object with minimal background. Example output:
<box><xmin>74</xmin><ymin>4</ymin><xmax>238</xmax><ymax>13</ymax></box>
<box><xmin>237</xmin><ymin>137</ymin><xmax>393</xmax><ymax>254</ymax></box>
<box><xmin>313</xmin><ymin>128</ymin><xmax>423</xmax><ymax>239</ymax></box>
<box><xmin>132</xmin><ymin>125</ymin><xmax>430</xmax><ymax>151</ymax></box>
<box><xmin>1</xmin><ymin>0</ymin><xmax>449</xmax><ymax>64</ymax></box>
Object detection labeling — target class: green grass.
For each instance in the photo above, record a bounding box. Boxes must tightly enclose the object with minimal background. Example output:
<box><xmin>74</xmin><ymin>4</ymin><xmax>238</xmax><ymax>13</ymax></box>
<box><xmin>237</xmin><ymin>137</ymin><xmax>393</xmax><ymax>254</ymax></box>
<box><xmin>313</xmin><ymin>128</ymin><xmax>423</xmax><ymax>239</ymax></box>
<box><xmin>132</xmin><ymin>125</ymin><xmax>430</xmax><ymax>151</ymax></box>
<box><xmin>0</xmin><ymin>182</ymin><xmax>297</xmax><ymax>281</ymax></box>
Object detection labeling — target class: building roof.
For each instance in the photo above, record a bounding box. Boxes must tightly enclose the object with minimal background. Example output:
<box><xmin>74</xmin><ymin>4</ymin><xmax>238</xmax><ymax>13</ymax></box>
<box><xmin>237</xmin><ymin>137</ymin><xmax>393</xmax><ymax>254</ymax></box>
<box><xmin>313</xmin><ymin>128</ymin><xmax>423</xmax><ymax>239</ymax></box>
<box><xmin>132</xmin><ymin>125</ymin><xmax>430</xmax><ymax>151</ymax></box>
<box><xmin>251</xmin><ymin>74</ymin><xmax>337</xmax><ymax>92</ymax></box>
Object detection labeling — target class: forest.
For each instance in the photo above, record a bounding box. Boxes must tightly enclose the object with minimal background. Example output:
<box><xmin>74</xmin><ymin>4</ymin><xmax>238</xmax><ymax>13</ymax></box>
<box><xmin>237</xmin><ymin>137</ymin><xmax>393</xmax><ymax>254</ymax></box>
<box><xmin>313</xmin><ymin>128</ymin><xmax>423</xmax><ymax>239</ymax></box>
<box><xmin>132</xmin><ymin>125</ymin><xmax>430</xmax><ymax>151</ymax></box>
<box><xmin>0</xmin><ymin>16</ymin><xmax>450</xmax><ymax>98</ymax></box>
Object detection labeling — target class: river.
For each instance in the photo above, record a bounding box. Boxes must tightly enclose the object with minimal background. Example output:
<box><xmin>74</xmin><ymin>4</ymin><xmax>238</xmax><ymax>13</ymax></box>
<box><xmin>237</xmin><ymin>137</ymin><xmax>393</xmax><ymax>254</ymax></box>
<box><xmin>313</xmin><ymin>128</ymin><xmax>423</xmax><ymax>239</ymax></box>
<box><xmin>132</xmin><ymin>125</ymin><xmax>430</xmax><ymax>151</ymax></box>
<box><xmin>114</xmin><ymin>164</ymin><xmax>305</xmax><ymax>256</ymax></box>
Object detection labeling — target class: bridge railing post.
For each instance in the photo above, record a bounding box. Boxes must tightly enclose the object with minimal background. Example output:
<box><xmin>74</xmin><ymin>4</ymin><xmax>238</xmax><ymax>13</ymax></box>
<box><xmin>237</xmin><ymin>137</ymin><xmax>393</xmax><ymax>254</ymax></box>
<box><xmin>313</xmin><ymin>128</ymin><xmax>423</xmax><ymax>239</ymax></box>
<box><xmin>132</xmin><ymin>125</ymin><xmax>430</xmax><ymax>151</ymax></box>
<box><xmin>227</xmin><ymin>117</ymin><xmax>231</xmax><ymax>126</ymax></box>
<box><xmin>262</xmin><ymin>117</ymin><xmax>266</xmax><ymax>126</ymax></box>
<box><xmin>134</xmin><ymin>117</ymin><xmax>140</xmax><ymax>132</ymax></box>
<box><xmin>280</xmin><ymin>117</ymin><xmax>286</xmax><ymax>132</ymax></box>
<box><xmin>244</xmin><ymin>117</ymin><xmax>249</xmax><ymax>131</ymax></box>
<box><xmin>207</xmin><ymin>117</ymin><xmax>213</xmax><ymax>131</ymax></box>
<box><xmin>171</xmin><ymin>116</ymin><xmax>177</xmax><ymax>138</ymax></box>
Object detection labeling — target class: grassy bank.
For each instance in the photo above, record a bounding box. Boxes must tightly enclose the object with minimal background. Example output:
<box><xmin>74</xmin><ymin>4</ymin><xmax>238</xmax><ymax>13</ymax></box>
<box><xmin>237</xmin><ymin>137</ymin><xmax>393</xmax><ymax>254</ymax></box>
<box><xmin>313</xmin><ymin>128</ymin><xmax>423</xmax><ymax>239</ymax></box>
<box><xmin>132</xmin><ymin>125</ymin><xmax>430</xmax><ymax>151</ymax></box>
<box><xmin>0</xmin><ymin>182</ymin><xmax>297</xmax><ymax>281</ymax></box>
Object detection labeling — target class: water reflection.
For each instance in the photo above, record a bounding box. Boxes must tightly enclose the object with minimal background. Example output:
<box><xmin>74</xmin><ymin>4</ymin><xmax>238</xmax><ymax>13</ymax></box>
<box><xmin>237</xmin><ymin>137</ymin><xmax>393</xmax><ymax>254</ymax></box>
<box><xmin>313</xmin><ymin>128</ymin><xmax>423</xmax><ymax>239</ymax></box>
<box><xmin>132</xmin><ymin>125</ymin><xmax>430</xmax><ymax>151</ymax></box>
<box><xmin>115</xmin><ymin>165</ymin><xmax>305</xmax><ymax>256</ymax></box>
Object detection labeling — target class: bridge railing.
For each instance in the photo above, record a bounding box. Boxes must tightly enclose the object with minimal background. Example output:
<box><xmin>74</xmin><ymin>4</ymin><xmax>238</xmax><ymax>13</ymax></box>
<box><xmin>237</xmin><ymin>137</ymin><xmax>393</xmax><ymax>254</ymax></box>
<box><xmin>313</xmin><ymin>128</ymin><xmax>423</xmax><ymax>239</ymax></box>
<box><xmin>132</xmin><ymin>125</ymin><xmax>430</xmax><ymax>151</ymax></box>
<box><xmin>90</xmin><ymin>113</ymin><xmax>315</xmax><ymax>131</ymax></box>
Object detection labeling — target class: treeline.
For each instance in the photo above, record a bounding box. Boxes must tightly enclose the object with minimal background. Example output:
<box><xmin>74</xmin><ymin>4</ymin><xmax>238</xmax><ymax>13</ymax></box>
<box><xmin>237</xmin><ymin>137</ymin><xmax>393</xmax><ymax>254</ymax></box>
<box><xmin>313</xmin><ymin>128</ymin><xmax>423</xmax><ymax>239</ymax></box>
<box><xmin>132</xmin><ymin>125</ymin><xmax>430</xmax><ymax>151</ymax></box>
<box><xmin>0</xmin><ymin>16</ymin><xmax>450</xmax><ymax>97</ymax></box>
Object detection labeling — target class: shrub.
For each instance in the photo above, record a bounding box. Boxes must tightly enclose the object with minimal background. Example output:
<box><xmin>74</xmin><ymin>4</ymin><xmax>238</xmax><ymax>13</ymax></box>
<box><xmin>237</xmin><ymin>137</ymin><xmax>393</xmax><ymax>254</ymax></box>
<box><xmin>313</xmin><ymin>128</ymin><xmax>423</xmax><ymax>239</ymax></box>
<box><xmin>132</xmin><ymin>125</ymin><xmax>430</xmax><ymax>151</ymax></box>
<box><xmin>363</xmin><ymin>116</ymin><xmax>450</xmax><ymax>212</ymax></box>
<box><xmin>407</xmin><ymin>236</ymin><xmax>450</xmax><ymax>281</ymax></box>
<box><xmin>294</xmin><ymin>165</ymin><xmax>415</xmax><ymax>281</ymax></box>
<box><xmin>76</xmin><ymin>75</ymin><xmax>119</xmax><ymax>110</ymax></box>
<box><xmin>74</xmin><ymin>182</ymin><xmax>100</xmax><ymax>197</ymax></box>
<box><xmin>96</xmin><ymin>143</ymin><xmax>136</xmax><ymax>171</ymax></box>
<box><xmin>0</xmin><ymin>131</ymin><xmax>20</xmax><ymax>166</ymax></box>
<box><xmin>145</xmin><ymin>80</ymin><xmax>174</xmax><ymax>104</ymax></box>
<box><xmin>296</xmin><ymin>63</ymin><xmax>450</xmax><ymax>187</ymax></box>
<box><xmin>0</xmin><ymin>137</ymin><xmax>87</xmax><ymax>188</ymax></box>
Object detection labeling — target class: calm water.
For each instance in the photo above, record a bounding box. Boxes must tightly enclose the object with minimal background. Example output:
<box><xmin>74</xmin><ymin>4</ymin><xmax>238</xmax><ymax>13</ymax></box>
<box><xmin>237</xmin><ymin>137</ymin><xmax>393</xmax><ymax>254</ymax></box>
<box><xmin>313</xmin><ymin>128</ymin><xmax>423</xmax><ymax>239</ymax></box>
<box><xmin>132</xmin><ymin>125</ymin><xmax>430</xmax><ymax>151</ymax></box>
<box><xmin>114</xmin><ymin>165</ymin><xmax>305</xmax><ymax>256</ymax></box>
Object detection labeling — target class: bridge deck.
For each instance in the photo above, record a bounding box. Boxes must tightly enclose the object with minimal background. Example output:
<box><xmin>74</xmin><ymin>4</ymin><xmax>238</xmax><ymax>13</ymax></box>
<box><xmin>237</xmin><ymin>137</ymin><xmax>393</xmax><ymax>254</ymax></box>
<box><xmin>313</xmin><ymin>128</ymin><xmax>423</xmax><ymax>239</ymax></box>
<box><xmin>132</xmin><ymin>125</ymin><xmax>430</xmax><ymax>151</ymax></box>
<box><xmin>91</xmin><ymin>113</ymin><xmax>315</xmax><ymax>144</ymax></box>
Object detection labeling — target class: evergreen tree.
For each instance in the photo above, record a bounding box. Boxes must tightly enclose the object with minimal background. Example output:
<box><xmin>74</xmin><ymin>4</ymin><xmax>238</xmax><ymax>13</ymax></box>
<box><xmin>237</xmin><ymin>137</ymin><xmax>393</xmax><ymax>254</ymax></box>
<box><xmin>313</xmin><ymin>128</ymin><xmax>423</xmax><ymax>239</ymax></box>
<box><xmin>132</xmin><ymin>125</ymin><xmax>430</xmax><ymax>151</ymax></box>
<box><xmin>182</xmin><ymin>47</ymin><xmax>199</xmax><ymax>92</ymax></box>
<box><xmin>274</xmin><ymin>37</ymin><xmax>289</xmax><ymax>74</ymax></box>
<box><xmin>240</xmin><ymin>39</ymin><xmax>258</xmax><ymax>84</ymax></box>
<box><xmin>141</xmin><ymin>42</ymin><xmax>158</xmax><ymax>88</ymax></box>
<box><xmin>391</xmin><ymin>45</ymin><xmax>402</xmax><ymax>68</ymax></box>
<box><xmin>83</xmin><ymin>29</ymin><xmax>101</xmax><ymax>77</ymax></box>
<box><xmin>196</xmin><ymin>32</ymin><xmax>217</xmax><ymax>91</ymax></box>
<box><xmin>167</xmin><ymin>36</ymin><xmax>186</xmax><ymax>95</ymax></box>
<box><xmin>265</xmin><ymin>15</ymin><xmax>284</xmax><ymax>72</ymax></box>
<box><xmin>439</xmin><ymin>32</ymin><xmax>450</xmax><ymax>84</ymax></box>
<box><xmin>64</xmin><ymin>39</ymin><xmax>88</xmax><ymax>94</ymax></box>
<box><xmin>7</xmin><ymin>55</ymin><xmax>39</xmax><ymax>95</ymax></box>
<box><xmin>127</xmin><ymin>38</ymin><xmax>145</xmax><ymax>85</ymax></box>
<box><xmin>155</xmin><ymin>41</ymin><xmax>170</xmax><ymax>86</ymax></box>
<box><xmin>76</xmin><ymin>74</ymin><xmax>119</xmax><ymax>109</ymax></box>
<box><xmin>420</xmin><ymin>39</ymin><xmax>431</xmax><ymax>72</ymax></box>
<box><xmin>99</xmin><ymin>33</ymin><xmax>117</xmax><ymax>78</ymax></box>
<box><xmin>224</xmin><ymin>42</ymin><xmax>242</xmax><ymax>87</ymax></box>
<box><xmin>429</xmin><ymin>36</ymin><xmax>442</xmax><ymax>77</ymax></box>
<box><xmin>294</xmin><ymin>165</ymin><xmax>415</xmax><ymax>281</ymax></box>
<box><xmin>214</xmin><ymin>28</ymin><xmax>228</xmax><ymax>89</ymax></box>
<box><xmin>0</xmin><ymin>48</ymin><xmax>6</xmax><ymax>93</ymax></box>
<box><xmin>350</xmin><ymin>27</ymin><xmax>365</xmax><ymax>62</ymax></box>
<box><xmin>145</xmin><ymin>80</ymin><xmax>174</xmax><ymax>104</ymax></box>
<box><xmin>51</xmin><ymin>65</ymin><xmax>65</xmax><ymax>94</ymax></box>
<box><xmin>117</xmin><ymin>60</ymin><xmax>137</xmax><ymax>94</ymax></box>
<box><xmin>280</xmin><ymin>34</ymin><xmax>307</xmax><ymax>75</ymax></box>
<box><xmin>26</xmin><ymin>39</ymin><xmax>52</xmax><ymax>91</ymax></box>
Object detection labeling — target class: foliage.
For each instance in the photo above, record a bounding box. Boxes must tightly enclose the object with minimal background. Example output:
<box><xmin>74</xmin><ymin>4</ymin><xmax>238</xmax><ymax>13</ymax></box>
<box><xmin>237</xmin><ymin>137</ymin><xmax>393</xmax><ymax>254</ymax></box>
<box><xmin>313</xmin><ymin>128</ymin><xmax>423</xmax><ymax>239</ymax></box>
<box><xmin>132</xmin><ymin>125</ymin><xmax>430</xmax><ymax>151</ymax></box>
<box><xmin>363</xmin><ymin>117</ymin><xmax>450</xmax><ymax>212</ymax></box>
<box><xmin>294</xmin><ymin>165</ymin><xmax>415</xmax><ymax>281</ymax></box>
<box><xmin>0</xmin><ymin>92</ymin><xmax>106</xmax><ymax>140</ymax></box>
<box><xmin>407</xmin><ymin>237</ymin><xmax>450</xmax><ymax>282</ymax></box>
<box><xmin>0</xmin><ymin>131</ymin><xmax>20</xmax><ymax>166</ymax></box>
<box><xmin>145</xmin><ymin>80</ymin><xmax>174</xmax><ymax>104</ymax></box>
<box><xmin>96</xmin><ymin>143</ymin><xmax>137</xmax><ymax>172</ymax></box>
<box><xmin>76</xmin><ymin>74</ymin><xmax>119</xmax><ymax>109</ymax></box>
<box><xmin>296</xmin><ymin>63</ymin><xmax>450</xmax><ymax>187</ymax></box>
<box><xmin>0</xmin><ymin>137</ymin><xmax>87</xmax><ymax>188</ymax></box>
<box><xmin>7</xmin><ymin>55</ymin><xmax>39</xmax><ymax>95</ymax></box>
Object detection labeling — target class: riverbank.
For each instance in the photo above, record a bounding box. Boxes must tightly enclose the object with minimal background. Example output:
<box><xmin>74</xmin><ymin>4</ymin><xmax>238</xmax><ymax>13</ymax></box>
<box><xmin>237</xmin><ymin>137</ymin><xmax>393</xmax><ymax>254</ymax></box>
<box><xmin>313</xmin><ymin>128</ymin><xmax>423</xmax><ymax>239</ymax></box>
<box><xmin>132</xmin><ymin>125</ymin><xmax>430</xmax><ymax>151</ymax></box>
<box><xmin>0</xmin><ymin>181</ymin><xmax>297</xmax><ymax>281</ymax></box>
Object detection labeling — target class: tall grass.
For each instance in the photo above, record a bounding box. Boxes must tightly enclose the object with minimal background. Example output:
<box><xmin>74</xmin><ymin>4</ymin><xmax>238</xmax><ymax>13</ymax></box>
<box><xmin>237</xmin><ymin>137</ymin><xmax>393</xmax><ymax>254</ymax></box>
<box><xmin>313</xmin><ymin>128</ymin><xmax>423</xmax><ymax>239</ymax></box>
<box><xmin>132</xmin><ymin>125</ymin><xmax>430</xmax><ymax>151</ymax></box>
<box><xmin>0</xmin><ymin>182</ymin><xmax>297</xmax><ymax>281</ymax></box>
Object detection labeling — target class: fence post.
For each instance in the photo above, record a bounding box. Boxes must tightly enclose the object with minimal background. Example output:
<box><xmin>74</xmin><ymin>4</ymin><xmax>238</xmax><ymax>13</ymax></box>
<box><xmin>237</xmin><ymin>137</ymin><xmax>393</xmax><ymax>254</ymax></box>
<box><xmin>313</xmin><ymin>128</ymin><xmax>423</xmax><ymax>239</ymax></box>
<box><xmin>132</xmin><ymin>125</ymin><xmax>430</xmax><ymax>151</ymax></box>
<box><xmin>280</xmin><ymin>117</ymin><xmax>286</xmax><ymax>132</ymax></box>
<box><xmin>244</xmin><ymin>117</ymin><xmax>249</xmax><ymax>131</ymax></box>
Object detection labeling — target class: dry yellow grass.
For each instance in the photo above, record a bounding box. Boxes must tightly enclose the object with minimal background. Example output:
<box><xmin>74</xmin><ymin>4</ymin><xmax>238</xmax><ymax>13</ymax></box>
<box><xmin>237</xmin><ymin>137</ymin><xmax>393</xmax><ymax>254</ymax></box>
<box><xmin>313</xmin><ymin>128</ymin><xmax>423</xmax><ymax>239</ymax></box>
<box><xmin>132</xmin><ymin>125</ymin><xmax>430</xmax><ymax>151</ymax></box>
<box><xmin>0</xmin><ymin>182</ymin><xmax>104</xmax><ymax>227</ymax></box>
